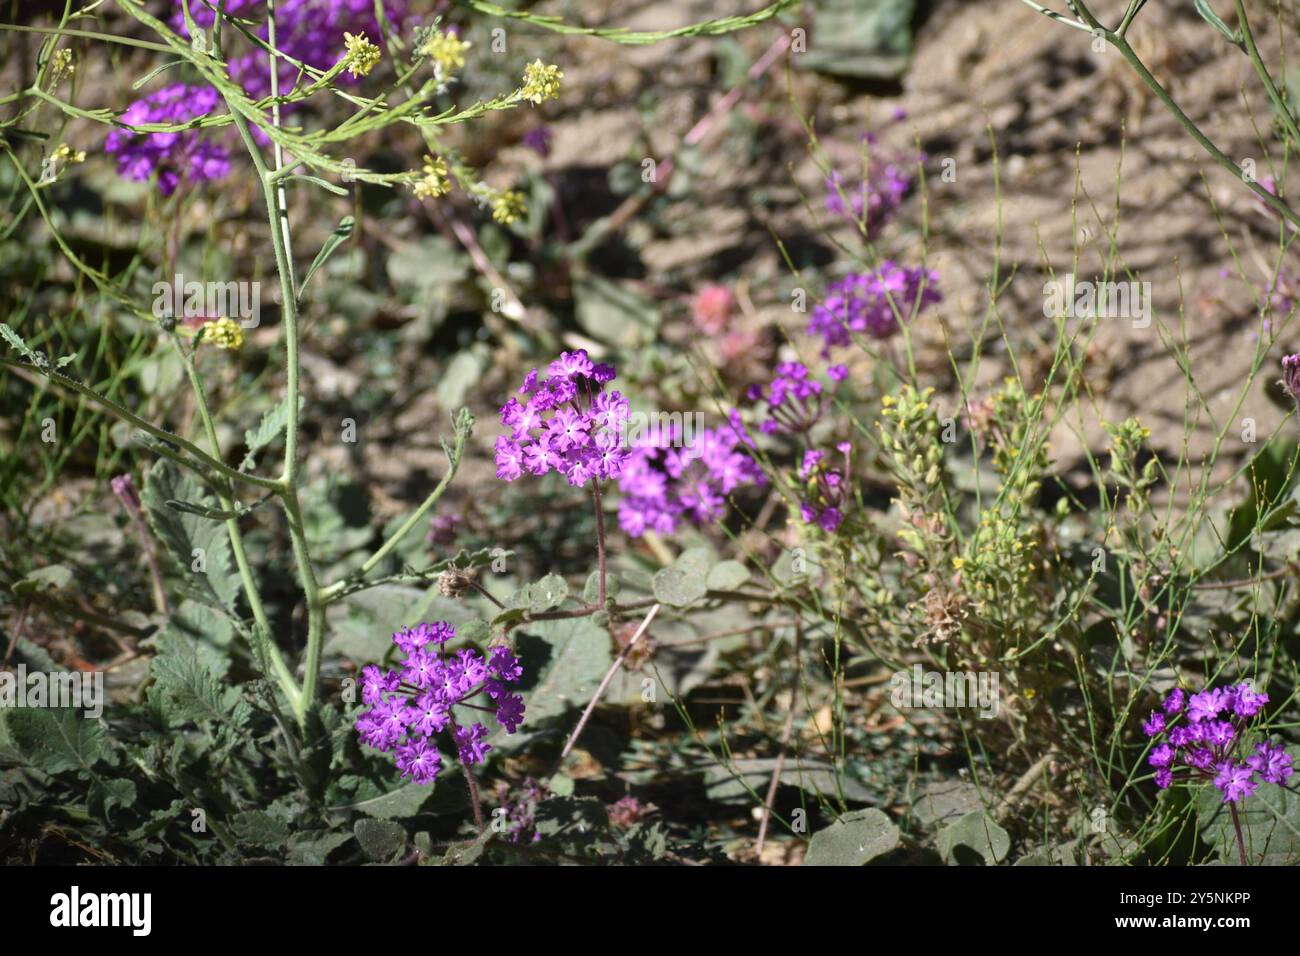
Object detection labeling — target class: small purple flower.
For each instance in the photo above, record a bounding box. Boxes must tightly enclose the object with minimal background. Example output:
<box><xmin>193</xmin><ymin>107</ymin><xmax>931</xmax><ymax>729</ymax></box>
<box><xmin>1187</xmin><ymin>688</ymin><xmax>1226</xmax><ymax>723</ymax></box>
<box><xmin>522</xmin><ymin>125</ymin><xmax>553</xmax><ymax>157</ymax></box>
<box><xmin>1148</xmin><ymin>743</ymin><xmax>1176</xmax><ymax>768</ymax></box>
<box><xmin>455</xmin><ymin>722</ymin><xmax>492</xmax><ymax>765</ymax></box>
<box><xmin>488</xmin><ymin>646</ymin><xmax>523</xmax><ymax>682</ymax></box>
<box><xmin>1247</xmin><ymin>741</ymin><xmax>1294</xmax><ymax>784</ymax></box>
<box><xmin>1162</xmin><ymin>687</ymin><xmax>1186</xmax><ymax>715</ymax></box>
<box><xmin>495</xmin><ymin>693</ymin><xmax>526</xmax><ymax>733</ymax></box>
<box><xmin>495</xmin><ymin>436</ymin><xmax>525</xmax><ymax>481</ymax></box>
<box><xmin>1213</xmin><ymin>762</ymin><xmax>1260</xmax><ymax>803</ymax></box>
<box><xmin>1232</xmin><ymin>682</ymin><xmax>1269</xmax><ymax>718</ymax></box>
<box><xmin>360</xmin><ymin>664</ymin><xmax>398</xmax><ymax>705</ymax></box>
<box><xmin>1283</xmin><ymin>353</ymin><xmax>1300</xmax><ymax>408</ymax></box>
<box><xmin>807</xmin><ymin>264</ymin><xmax>941</xmax><ymax>355</ymax></box>
<box><xmin>395</xmin><ymin>738</ymin><xmax>441</xmax><ymax>785</ymax></box>
<box><xmin>1141</xmin><ymin>681</ymin><xmax>1289</xmax><ymax>815</ymax></box>
<box><xmin>104</xmin><ymin>84</ymin><xmax>231</xmax><ymax>196</ymax></box>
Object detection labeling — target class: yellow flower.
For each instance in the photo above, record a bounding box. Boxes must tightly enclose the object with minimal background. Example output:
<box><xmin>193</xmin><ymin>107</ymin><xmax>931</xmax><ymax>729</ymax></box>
<box><xmin>201</xmin><ymin>317</ymin><xmax>244</xmax><ymax>350</ymax></box>
<box><xmin>491</xmin><ymin>190</ymin><xmax>526</xmax><ymax>224</ymax></box>
<box><xmin>421</xmin><ymin>29</ymin><xmax>471</xmax><ymax>76</ymax></box>
<box><xmin>52</xmin><ymin>143</ymin><xmax>86</xmax><ymax>165</ymax></box>
<box><xmin>411</xmin><ymin>155</ymin><xmax>451</xmax><ymax>199</ymax></box>
<box><xmin>343</xmin><ymin>32</ymin><xmax>381</xmax><ymax>78</ymax></box>
<box><xmin>521</xmin><ymin>60</ymin><xmax>562</xmax><ymax>105</ymax></box>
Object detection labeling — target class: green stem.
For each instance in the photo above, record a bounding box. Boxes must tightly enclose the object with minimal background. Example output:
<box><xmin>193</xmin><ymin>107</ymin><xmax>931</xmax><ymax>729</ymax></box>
<box><xmin>1232</xmin><ymin>0</ymin><xmax>1300</xmax><ymax>152</ymax></box>
<box><xmin>318</xmin><ymin>411</ymin><xmax>472</xmax><ymax>604</ymax></box>
<box><xmin>172</xmin><ymin>336</ymin><xmax>302</xmax><ymax>712</ymax></box>
<box><xmin>225</xmin><ymin>56</ymin><xmax>322</xmax><ymax>726</ymax></box>
<box><xmin>0</xmin><ymin>357</ymin><xmax>283</xmax><ymax>492</ymax></box>
<box><xmin>1067</xmin><ymin>0</ymin><xmax>1300</xmax><ymax>231</ymax></box>
<box><xmin>281</xmin><ymin>487</ymin><xmax>325</xmax><ymax>721</ymax></box>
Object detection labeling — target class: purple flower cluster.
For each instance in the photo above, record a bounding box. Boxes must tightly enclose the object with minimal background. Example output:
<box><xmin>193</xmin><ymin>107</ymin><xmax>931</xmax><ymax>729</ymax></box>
<box><xmin>823</xmin><ymin>130</ymin><xmax>917</xmax><ymax>238</ymax></box>
<box><xmin>112</xmin><ymin>2</ymin><xmax>407</xmax><ymax>193</ymax></box>
<box><xmin>172</xmin><ymin>0</ymin><xmax>407</xmax><ymax>100</ymax></box>
<box><xmin>744</xmin><ymin>360</ymin><xmax>845</xmax><ymax>435</ymax></box>
<box><xmin>616</xmin><ymin>424</ymin><xmax>764</xmax><ymax>538</ymax></box>
<box><xmin>1143</xmin><ymin>684</ymin><xmax>1291</xmax><ymax>803</ymax></box>
<box><xmin>825</xmin><ymin>164</ymin><xmax>910</xmax><ymax>237</ymax></box>
<box><xmin>496</xmin><ymin>350</ymin><xmax>627</xmax><ymax>488</ymax></box>
<box><xmin>355</xmin><ymin>621</ymin><xmax>525</xmax><ymax>785</ymax></box>
<box><xmin>798</xmin><ymin>443</ymin><xmax>853</xmax><ymax>533</ymax></box>
<box><xmin>103</xmin><ymin>84</ymin><xmax>232</xmax><ymax>196</ymax></box>
<box><xmin>808</xmin><ymin>264</ymin><xmax>941</xmax><ymax>355</ymax></box>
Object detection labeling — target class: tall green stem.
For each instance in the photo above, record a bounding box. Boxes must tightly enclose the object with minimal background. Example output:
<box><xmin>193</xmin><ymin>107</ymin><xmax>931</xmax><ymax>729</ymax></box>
<box><xmin>172</xmin><ymin>336</ymin><xmax>302</xmax><ymax>711</ymax></box>
<box><xmin>225</xmin><ymin>67</ymin><xmax>323</xmax><ymax>727</ymax></box>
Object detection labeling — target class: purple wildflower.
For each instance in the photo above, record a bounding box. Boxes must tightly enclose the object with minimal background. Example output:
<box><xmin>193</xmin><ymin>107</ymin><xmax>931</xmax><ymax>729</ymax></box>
<box><xmin>1141</xmin><ymin>682</ymin><xmax>1291</xmax><ymax>805</ymax></box>
<box><xmin>615</xmin><ymin>422</ymin><xmax>764</xmax><ymax>538</ymax></box>
<box><xmin>104</xmin><ymin>84</ymin><xmax>231</xmax><ymax>196</ymax></box>
<box><xmin>1142</xmin><ymin>711</ymin><xmax>1166</xmax><ymax>737</ymax></box>
<box><xmin>1214</xmin><ymin>762</ymin><xmax>1260</xmax><ymax>803</ymax></box>
<box><xmin>454</xmin><ymin>722</ymin><xmax>492</xmax><ymax>765</ymax></box>
<box><xmin>808</xmin><ymin>264</ymin><xmax>941</xmax><ymax>355</ymax></box>
<box><xmin>496</xmin><ymin>349</ymin><xmax>630</xmax><ymax>488</ymax></box>
<box><xmin>1283</xmin><ymin>354</ymin><xmax>1300</xmax><ymax>409</ymax></box>
<box><xmin>823</xmin><ymin>142</ymin><xmax>912</xmax><ymax>237</ymax></box>
<box><xmin>354</xmin><ymin>621</ymin><xmax>525</xmax><ymax>783</ymax></box>
<box><xmin>1246</xmin><ymin>741</ymin><xmax>1294</xmax><ymax>784</ymax></box>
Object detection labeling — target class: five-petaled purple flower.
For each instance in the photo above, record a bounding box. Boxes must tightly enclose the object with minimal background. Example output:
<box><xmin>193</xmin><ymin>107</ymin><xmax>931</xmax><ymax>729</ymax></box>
<box><xmin>355</xmin><ymin>621</ymin><xmax>525</xmax><ymax>785</ymax></box>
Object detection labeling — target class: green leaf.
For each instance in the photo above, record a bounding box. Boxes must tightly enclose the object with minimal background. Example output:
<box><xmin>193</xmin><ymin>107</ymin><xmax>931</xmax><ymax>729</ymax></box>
<box><xmin>583</xmin><ymin>570</ymin><xmax>620</xmax><ymax>604</ymax></box>
<box><xmin>437</xmin><ymin>346</ymin><xmax>490</xmax><ymax>411</ymax></box>
<box><xmin>147</xmin><ymin>600</ymin><xmax>235</xmax><ymax>678</ymax></box>
<box><xmin>705</xmin><ymin>560</ymin><xmax>750</xmax><ymax>591</ymax></box>
<box><xmin>1193</xmin><ymin>0</ymin><xmax>1244</xmax><ymax>47</ymax></box>
<box><xmin>355</xmin><ymin>818</ymin><xmax>407</xmax><ymax>861</ymax></box>
<box><xmin>572</xmin><ymin>273</ymin><xmax>660</xmax><ymax>347</ymax></box>
<box><xmin>241</xmin><ymin>395</ymin><xmax>302</xmax><ymax>471</ymax></box>
<box><xmin>652</xmin><ymin>547</ymin><xmax>713</xmax><ymax>607</ymax></box>
<box><xmin>87</xmin><ymin>778</ymin><xmax>138</xmax><ymax>817</ymax></box>
<box><xmin>704</xmin><ymin>757</ymin><xmax>876</xmax><ymax>805</ymax></box>
<box><xmin>0</xmin><ymin>322</ymin><xmax>38</xmax><ymax>363</ymax></box>
<box><xmin>12</xmin><ymin>564</ymin><xmax>74</xmax><ymax>595</ymax></box>
<box><xmin>529</xmin><ymin>573</ymin><xmax>569</xmax><ymax>613</ymax></box>
<box><xmin>298</xmin><ymin>215</ymin><xmax>355</xmax><ymax>302</ymax></box>
<box><xmin>287</xmin><ymin>830</ymin><xmax>353</xmax><ymax>865</ymax></box>
<box><xmin>285</xmin><ymin>174</ymin><xmax>350</xmax><ymax>197</ymax></box>
<box><xmin>3</xmin><ymin>707</ymin><xmax>111</xmax><ymax>776</ymax></box>
<box><xmin>498</xmin><ymin>616</ymin><xmax>612</xmax><ymax>748</ymax></box>
<box><xmin>132</xmin><ymin>59</ymin><xmax>184</xmax><ymax>89</ymax></box>
<box><xmin>936</xmin><ymin>810</ymin><xmax>1010</xmax><ymax>865</ymax></box>
<box><xmin>338</xmin><ymin>780</ymin><xmax>433</xmax><ymax>820</ymax></box>
<box><xmin>805</xmin><ymin>809</ymin><xmax>901</xmax><ymax>865</ymax></box>
<box><xmin>147</xmin><ymin>621</ymin><xmax>250</xmax><ymax>732</ymax></box>
<box><xmin>231</xmin><ymin>810</ymin><xmax>291</xmax><ymax>850</ymax></box>
<box><xmin>799</xmin><ymin>0</ymin><xmax>916</xmax><ymax>81</ymax></box>
<box><xmin>140</xmin><ymin>459</ymin><xmax>241</xmax><ymax>614</ymax></box>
